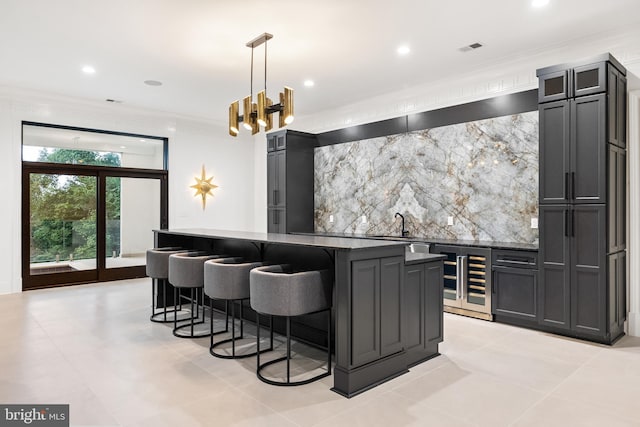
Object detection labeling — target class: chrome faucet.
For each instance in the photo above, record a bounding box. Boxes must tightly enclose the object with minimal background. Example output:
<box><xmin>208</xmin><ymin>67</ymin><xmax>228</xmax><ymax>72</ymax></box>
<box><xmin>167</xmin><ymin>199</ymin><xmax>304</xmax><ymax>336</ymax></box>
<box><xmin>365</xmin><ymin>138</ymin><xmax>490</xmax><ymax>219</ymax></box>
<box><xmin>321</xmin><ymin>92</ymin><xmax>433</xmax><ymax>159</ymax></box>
<box><xmin>394</xmin><ymin>212</ymin><xmax>409</xmax><ymax>237</ymax></box>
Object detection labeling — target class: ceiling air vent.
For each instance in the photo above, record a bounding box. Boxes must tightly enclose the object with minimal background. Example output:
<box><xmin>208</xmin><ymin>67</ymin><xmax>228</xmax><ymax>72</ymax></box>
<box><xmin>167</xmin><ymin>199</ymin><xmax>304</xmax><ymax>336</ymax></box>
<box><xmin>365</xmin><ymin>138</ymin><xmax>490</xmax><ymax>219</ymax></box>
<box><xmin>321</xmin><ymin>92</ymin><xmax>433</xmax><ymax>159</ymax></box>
<box><xmin>459</xmin><ymin>42</ymin><xmax>483</xmax><ymax>52</ymax></box>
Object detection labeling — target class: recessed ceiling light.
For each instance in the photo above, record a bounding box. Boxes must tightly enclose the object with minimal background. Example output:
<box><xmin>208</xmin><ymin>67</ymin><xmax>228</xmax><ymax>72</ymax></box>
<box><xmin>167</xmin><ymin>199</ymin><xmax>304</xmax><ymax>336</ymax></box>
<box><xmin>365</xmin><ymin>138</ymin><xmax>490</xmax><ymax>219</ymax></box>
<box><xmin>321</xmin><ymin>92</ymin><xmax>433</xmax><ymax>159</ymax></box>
<box><xmin>139</xmin><ymin>139</ymin><xmax>146</xmax><ymax>142</ymax></box>
<box><xmin>82</xmin><ymin>65</ymin><xmax>96</xmax><ymax>74</ymax></box>
<box><xmin>303</xmin><ymin>80</ymin><xmax>315</xmax><ymax>87</ymax></box>
<box><xmin>397</xmin><ymin>45</ymin><xmax>411</xmax><ymax>56</ymax></box>
<box><xmin>531</xmin><ymin>0</ymin><xmax>549</xmax><ymax>8</ymax></box>
<box><xmin>120</xmin><ymin>145</ymin><xmax>126</xmax><ymax>149</ymax></box>
<box><xmin>144</xmin><ymin>80</ymin><xmax>163</xmax><ymax>86</ymax></box>
<box><xmin>168</xmin><ymin>126</ymin><xmax>176</xmax><ymax>132</ymax></box>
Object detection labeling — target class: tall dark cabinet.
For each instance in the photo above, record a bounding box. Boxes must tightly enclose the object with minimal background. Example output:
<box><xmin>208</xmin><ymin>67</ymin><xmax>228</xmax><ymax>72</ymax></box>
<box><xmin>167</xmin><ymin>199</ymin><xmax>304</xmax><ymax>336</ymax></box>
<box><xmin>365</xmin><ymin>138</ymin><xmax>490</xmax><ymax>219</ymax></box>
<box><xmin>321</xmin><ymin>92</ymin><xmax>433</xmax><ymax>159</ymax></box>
<box><xmin>537</xmin><ymin>53</ymin><xmax>626</xmax><ymax>344</ymax></box>
<box><xmin>266</xmin><ymin>129</ymin><xmax>317</xmax><ymax>233</ymax></box>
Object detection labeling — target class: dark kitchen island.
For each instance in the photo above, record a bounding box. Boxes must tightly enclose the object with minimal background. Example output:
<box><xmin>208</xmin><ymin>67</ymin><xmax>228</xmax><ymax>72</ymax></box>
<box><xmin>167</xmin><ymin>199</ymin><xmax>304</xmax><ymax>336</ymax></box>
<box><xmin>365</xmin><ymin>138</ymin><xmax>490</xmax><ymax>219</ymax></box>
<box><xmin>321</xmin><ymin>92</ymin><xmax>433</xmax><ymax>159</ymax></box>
<box><xmin>154</xmin><ymin>228</ymin><xmax>444</xmax><ymax>397</ymax></box>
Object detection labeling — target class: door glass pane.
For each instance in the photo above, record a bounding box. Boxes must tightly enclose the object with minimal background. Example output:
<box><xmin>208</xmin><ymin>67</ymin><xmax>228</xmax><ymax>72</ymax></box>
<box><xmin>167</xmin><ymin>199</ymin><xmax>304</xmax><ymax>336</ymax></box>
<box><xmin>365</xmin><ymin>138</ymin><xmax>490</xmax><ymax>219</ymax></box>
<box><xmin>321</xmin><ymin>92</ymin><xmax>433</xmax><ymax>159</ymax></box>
<box><xmin>105</xmin><ymin>177</ymin><xmax>160</xmax><ymax>269</ymax></box>
<box><xmin>29</xmin><ymin>173</ymin><xmax>97</xmax><ymax>274</ymax></box>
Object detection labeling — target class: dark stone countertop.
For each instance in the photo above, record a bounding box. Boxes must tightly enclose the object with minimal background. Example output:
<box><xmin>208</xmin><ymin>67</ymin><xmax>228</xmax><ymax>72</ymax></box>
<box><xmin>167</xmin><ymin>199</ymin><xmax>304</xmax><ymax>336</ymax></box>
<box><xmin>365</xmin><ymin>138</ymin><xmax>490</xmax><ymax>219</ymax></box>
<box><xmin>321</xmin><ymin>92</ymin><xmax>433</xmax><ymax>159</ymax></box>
<box><xmin>295</xmin><ymin>232</ymin><xmax>538</xmax><ymax>251</ymax></box>
<box><xmin>154</xmin><ymin>228</ymin><xmax>407</xmax><ymax>251</ymax></box>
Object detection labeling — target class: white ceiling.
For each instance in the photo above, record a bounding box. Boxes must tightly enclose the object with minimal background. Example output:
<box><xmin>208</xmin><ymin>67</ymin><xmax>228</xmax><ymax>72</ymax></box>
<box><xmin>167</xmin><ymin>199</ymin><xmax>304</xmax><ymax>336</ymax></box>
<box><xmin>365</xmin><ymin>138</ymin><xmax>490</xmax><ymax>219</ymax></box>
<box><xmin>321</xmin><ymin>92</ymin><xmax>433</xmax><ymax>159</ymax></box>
<box><xmin>2</xmin><ymin>0</ymin><xmax>640</xmax><ymax>128</ymax></box>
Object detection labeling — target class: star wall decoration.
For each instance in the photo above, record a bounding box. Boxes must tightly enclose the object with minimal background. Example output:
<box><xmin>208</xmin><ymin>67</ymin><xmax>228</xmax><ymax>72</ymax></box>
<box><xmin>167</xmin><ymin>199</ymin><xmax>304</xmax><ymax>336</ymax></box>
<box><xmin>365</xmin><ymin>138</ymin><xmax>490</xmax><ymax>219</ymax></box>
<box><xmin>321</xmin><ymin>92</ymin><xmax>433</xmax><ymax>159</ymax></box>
<box><xmin>190</xmin><ymin>165</ymin><xmax>218</xmax><ymax>210</ymax></box>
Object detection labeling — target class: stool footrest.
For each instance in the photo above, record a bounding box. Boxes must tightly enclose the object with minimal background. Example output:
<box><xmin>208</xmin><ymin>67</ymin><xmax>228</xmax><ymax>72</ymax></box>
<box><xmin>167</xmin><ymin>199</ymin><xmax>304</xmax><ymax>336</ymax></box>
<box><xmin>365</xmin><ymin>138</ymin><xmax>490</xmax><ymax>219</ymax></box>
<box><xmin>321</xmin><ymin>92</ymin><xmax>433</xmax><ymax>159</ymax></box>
<box><xmin>257</xmin><ymin>356</ymin><xmax>331</xmax><ymax>386</ymax></box>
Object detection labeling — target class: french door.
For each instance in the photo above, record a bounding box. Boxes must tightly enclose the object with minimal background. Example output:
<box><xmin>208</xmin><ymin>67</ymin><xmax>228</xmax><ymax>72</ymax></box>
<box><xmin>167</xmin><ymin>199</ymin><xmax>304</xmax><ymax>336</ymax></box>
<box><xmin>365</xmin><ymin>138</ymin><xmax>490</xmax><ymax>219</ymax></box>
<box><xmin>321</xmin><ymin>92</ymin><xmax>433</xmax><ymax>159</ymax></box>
<box><xmin>22</xmin><ymin>163</ymin><xmax>168</xmax><ymax>290</ymax></box>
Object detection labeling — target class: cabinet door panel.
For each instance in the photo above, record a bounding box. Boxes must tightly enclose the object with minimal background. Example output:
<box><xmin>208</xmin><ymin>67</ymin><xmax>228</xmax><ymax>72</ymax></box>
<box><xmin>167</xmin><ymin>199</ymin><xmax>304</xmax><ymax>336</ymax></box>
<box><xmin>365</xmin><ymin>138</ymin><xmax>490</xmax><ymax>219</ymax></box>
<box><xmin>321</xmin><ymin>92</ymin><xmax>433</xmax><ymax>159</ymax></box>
<box><xmin>573</xmin><ymin>62</ymin><xmax>606</xmax><ymax>97</ymax></box>
<box><xmin>275</xmin><ymin>150</ymin><xmax>286</xmax><ymax>207</ymax></box>
<box><xmin>380</xmin><ymin>257</ymin><xmax>403</xmax><ymax>357</ymax></box>
<box><xmin>571</xmin><ymin>94</ymin><xmax>606</xmax><ymax>203</ymax></box>
<box><xmin>539</xmin><ymin>206</ymin><xmax>571</xmax><ymax>329</ymax></box>
<box><xmin>267</xmin><ymin>208</ymin><xmax>285</xmax><ymax>233</ymax></box>
<box><xmin>267</xmin><ymin>153</ymin><xmax>277</xmax><ymax>207</ymax></box>
<box><xmin>425</xmin><ymin>263</ymin><xmax>444</xmax><ymax>345</ymax></box>
<box><xmin>493</xmin><ymin>267</ymin><xmax>537</xmax><ymax>320</ymax></box>
<box><xmin>571</xmin><ymin>205</ymin><xmax>606</xmax><ymax>336</ymax></box>
<box><xmin>538</xmin><ymin>70</ymin><xmax>569</xmax><ymax>103</ymax></box>
<box><xmin>403</xmin><ymin>265</ymin><xmax>423</xmax><ymax>351</ymax></box>
<box><xmin>608</xmin><ymin>146</ymin><xmax>626</xmax><ymax>252</ymax></box>
<box><xmin>350</xmin><ymin>259</ymin><xmax>380</xmax><ymax>367</ymax></box>
<box><xmin>539</xmin><ymin>101</ymin><xmax>570</xmax><ymax>204</ymax></box>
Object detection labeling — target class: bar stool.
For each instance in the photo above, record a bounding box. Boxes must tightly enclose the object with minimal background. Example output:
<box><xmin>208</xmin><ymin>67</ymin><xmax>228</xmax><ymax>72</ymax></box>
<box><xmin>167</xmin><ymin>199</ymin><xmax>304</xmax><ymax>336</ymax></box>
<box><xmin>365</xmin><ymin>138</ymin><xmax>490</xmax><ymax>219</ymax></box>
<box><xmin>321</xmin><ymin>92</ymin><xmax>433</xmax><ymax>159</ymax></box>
<box><xmin>146</xmin><ymin>247</ymin><xmax>189</xmax><ymax>323</ymax></box>
<box><xmin>204</xmin><ymin>257</ymin><xmax>273</xmax><ymax>359</ymax></box>
<box><xmin>168</xmin><ymin>251</ymin><xmax>222</xmax><ymax>338</ymax></box>
<box><xmin>250</xmin><ymin>265</ymin><xmax>332</xmax><ymax>386</ymax></box>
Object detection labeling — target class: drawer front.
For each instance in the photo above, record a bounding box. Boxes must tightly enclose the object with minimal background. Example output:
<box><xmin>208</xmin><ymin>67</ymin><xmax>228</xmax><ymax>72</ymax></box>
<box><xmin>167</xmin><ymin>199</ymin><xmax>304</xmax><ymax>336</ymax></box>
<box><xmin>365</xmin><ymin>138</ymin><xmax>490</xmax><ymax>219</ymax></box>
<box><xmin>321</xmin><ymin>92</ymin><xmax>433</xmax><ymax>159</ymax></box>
<box><xmin>492</xmin><ymin>249</ymin><xmax>538</xmax><ymax>269</ymax></box>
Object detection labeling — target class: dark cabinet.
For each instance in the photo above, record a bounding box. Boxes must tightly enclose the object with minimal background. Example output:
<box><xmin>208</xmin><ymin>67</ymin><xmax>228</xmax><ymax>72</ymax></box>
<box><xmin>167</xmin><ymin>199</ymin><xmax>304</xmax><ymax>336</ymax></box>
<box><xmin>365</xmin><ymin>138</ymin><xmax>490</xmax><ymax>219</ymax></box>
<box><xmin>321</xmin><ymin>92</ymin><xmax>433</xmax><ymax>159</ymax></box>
<box><xmin>492</xmin><ymin>249</ymin><xmax>538</xmax><ymax>323</ymax></box>
<box><xmin>266</xmin><ymin>130</ymin><xmax>316</xmax><ymax>233</ymax></box>
<box><xmin>351</xmin><ymin>256</ymin><xmax>404</xmax><ymax>368</ymax></box>
<box><xmin>539</xmin><ymin>203</ymin><xmax>622</xmax><ymax>341</ymax></box>
<box><xmin>537</xmin><ymin>54</ymin><xmax>626</xmax><ymax>344</ymax></box>
<box><xmin>608</xmin><ymin>66</ymin><xmax>627</xmax><ymax>149</ymax></box>
<box><xmin>539</xmin><ymin>94</ymin><xmax>606</xmax><ymax>205</ymax></box>
<box><xmin>573</xmin><ymin>62</ymin><xmax>606</xmax><ymax>98</ymax></box>
<box><xmin>404</xmin><ymin>259</ymin><xmax>443</xmax><ymax>366</ymax></box>
<box><xmin>538</xmin><ymin>69</ymin><xmax>569</xmax><ymax>103</ymax></box>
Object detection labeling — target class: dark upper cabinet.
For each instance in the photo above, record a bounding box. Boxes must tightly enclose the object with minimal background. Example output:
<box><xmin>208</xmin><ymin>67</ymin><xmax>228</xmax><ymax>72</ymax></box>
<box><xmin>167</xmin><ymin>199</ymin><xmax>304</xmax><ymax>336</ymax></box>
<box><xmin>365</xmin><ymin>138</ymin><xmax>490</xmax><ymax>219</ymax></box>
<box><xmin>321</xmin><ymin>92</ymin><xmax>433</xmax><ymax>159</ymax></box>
<box><xmin>266</xmin><ymin>132</ymin><xmax>286</xmax><ymax>152</ymax></box>
<box><xmin>571</xmin><ymin>94</ymin><xmax>606</xmax><ymax>204</ymax></box>
<box><xmin>265</xmin><ymin>129</ymin><xmax>316</xmax><ymax>233</ymax></box>
<box><xmin>608</xmin><ymin>65</ymin><xmax>627</xmax><ymax>149</ymax></box>
<box><xmin>538</xmin><ymin>69</ymin><xmax>570</xmax><ymax>103</ymax></box>
<box><xmin>573</xmin><ymin>62</ymin><xmax>607</xmax><ymax>98</ymax></box>
<box><xmin>537</xmin><ymin>56</ymin><xmax>620</xmax><ymax>104</ymax></box>
<box><xmin>539</xmin><ymin>100</ymin><xmax>570</xmax><ymax>204</ymax></box>
<box><xmin>539</xmin><ymin>94</ymin><xmax>606</xmax><ymax>205</ymax></box>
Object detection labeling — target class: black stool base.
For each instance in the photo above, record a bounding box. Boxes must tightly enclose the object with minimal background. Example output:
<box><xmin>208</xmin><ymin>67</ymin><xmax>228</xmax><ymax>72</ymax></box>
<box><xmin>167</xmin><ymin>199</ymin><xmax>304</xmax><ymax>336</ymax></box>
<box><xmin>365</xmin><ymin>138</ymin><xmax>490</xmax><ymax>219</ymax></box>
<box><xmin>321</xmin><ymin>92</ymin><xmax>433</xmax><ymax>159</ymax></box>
<box><xmin>257</xmin><ymin>356</ymin><xmax>331</xmax><ymax>386</ymax></box>
<box><xmin>210</xmin><ymin>300</ymin><xmax>273</xmax><ymax>359</ymax></box>
<box><xmin>172</xmin><ymin>287</ymin><xmax>211</xmax><ymax>338</ymax></box>
<box><xmin>256</xmin><ymin>309</ymin><xmax>331</xmax><ymax>387</ymax></box>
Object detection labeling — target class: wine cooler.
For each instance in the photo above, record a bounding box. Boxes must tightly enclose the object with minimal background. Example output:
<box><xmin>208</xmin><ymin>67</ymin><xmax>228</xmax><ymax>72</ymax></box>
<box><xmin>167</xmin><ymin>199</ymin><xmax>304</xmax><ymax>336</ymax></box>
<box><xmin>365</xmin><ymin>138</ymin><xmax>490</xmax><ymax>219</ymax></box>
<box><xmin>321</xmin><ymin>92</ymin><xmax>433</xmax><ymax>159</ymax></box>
<box><xmin>431</xmin><ymin>245</ymin><xmax>492</xmax><ymax>320</ymax></box>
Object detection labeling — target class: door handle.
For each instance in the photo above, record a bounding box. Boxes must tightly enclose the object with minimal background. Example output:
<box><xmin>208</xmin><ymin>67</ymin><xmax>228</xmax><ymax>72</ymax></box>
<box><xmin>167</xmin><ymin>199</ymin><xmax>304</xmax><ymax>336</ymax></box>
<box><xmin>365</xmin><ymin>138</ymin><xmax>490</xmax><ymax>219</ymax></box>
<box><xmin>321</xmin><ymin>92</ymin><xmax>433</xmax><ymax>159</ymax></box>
<box><xmin>571</xmin><ymin>208</ymin><xmax>575</xmax><ymax>237</ymax></box>
<box><xmin>571</xmin><ymin>172</ymin><xmax>576</xmax><ymax>201</ymax></box>
<box><xmin>564</xmin><ymin>172</ymin><xmax>569</xmax><ymax>201</ymax></box>
<box><xmin>564</xmin><ymin>209</ymin><xmax>569</xmax><ymax>237</ymax></box>
<box><xmin>455</xmin><ymin>256</ymin><xmax>461</xmax><ymax>300</ymax></box>
<box><xmin>459</xmin><ymin>255</ymin><xmax>467</xmax><ymax>300</ymax></box>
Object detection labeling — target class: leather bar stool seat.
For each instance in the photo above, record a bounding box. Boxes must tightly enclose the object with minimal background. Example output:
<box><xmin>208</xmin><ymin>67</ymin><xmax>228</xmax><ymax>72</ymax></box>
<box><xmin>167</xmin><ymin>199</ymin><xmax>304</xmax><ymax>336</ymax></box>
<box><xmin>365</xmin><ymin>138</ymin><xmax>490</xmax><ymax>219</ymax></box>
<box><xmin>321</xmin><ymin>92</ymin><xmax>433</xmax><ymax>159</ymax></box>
<box><xmin>204</xmin><ymin>257</ymin><xmax>273</xmax><ymax>359</ymax></box>
<box><xmin>168</xmin><ymin>251</ymin><xmax>223</xmax><ymax>338</ymax></box>
<box><xmin>250</xmin><ymin>265</ymin><xmax>333</xmax><ymax>386</ymax></box>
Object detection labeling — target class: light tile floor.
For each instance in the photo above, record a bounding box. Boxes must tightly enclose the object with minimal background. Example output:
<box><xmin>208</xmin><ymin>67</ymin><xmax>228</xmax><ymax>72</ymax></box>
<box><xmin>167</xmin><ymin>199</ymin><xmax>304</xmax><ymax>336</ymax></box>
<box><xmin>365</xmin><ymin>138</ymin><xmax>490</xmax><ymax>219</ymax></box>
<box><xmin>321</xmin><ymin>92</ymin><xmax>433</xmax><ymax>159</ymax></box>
<box><xmin>1</xmin><ymin>278</ymin><xmax>639</xmax><ymax>426</ymax></box>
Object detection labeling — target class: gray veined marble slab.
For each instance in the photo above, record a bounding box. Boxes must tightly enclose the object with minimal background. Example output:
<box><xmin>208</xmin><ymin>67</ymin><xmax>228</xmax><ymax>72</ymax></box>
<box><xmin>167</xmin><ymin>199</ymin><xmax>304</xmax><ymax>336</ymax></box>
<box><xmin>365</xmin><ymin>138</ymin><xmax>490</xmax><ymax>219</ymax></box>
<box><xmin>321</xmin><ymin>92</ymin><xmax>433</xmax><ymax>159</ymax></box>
<box><xmin>314</xmin><ymin>111</ymin><xmax>539</xmax><ymax>245</ymax></box>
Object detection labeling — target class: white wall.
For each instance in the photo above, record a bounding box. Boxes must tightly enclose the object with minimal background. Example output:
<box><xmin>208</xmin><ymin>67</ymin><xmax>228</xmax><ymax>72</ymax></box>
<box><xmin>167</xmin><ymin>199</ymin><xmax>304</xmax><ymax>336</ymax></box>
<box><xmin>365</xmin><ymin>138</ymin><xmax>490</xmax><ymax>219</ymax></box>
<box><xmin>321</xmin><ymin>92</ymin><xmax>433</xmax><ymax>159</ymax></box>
<box><xmin>0</xmin><ymin>87</ymin><xmax>257</xmax><ymax>295</ymax></box>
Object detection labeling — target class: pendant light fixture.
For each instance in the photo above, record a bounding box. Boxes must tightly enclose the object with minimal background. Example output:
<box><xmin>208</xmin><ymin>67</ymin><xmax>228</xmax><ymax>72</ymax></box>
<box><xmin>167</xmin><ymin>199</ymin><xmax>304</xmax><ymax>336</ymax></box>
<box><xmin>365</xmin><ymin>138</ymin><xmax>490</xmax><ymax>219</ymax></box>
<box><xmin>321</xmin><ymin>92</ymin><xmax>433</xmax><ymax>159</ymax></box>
<box><xmin>228</xmin><ymin>33</ymin><xmax>294</xmax><ymax>137</ymax></box>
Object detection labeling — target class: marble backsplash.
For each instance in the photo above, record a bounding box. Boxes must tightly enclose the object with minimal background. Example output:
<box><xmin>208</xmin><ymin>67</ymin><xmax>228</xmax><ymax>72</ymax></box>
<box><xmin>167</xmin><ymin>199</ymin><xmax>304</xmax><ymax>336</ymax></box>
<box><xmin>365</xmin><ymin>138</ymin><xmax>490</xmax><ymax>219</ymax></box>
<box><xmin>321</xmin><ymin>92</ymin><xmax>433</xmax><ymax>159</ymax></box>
<box><xmin>314</xmin><ymin>111</ymin><xmax>539</xmax><ymax>244</ymax></box>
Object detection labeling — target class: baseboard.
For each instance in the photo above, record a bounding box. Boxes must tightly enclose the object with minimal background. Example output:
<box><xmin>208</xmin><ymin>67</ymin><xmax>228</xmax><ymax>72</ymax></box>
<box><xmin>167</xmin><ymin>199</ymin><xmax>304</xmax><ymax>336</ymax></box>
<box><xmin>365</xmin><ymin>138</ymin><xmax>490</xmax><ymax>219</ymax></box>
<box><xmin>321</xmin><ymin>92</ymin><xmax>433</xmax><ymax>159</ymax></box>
<box><xmin>627</xmin><ymin>311</ymin><xmax>640</xmax><ymax>337</ymax></box>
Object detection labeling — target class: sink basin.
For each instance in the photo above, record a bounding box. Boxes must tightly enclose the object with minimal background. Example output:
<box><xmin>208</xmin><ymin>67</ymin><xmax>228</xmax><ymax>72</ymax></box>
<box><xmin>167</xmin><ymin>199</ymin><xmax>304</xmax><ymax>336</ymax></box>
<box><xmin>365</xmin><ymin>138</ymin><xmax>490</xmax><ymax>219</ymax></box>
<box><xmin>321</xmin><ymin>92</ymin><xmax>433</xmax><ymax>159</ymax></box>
<box><xmin>406</xmin><ymin>243</ymin><xmax>430</xmax><ymax>253</ymax></box>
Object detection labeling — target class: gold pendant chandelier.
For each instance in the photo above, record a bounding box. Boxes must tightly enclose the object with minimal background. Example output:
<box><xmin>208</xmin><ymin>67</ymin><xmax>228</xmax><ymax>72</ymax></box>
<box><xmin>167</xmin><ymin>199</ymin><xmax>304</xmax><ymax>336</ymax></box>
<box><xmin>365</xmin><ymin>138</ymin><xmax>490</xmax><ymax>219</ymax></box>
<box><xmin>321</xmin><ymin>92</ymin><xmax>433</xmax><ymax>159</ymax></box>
<box><xmin>228</xmin><ymin>33</ymin><xmax>294</xmax><ymax>137</ymax></box>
